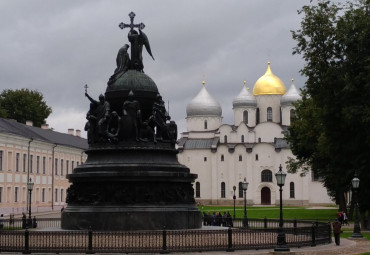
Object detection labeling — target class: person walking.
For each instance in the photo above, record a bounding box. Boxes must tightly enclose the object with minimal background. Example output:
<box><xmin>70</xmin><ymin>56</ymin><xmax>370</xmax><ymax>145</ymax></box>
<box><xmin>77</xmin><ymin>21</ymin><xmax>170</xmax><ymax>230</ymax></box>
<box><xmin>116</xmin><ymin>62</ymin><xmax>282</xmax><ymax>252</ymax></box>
<box><xmin>332</xmin><ymin>218</ymin><xmax>342</xmax><ymax>245</ymax></box>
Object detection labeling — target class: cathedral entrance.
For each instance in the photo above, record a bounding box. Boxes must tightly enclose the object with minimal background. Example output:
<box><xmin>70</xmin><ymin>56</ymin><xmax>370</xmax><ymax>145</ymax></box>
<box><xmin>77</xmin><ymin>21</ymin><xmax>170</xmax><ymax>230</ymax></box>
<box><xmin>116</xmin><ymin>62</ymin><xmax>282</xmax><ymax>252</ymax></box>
<box><xmin>261</xmin><ymin>187</ymin><xmax>271</xmax><ymax>205</ymax></box>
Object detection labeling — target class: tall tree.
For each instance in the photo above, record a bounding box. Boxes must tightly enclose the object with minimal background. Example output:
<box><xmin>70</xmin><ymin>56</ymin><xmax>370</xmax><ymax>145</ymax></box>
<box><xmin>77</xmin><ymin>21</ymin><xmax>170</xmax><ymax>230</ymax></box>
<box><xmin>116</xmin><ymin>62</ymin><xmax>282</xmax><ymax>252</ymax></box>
<box><xmin>288</xmin><ymin>0</ymin><xmax>370</xmax><ymax>227</ymax></box>
<box><xmin>0</xmin><ymin>89</ymin><xmax>52</xmax><ymax>127</ymax></box>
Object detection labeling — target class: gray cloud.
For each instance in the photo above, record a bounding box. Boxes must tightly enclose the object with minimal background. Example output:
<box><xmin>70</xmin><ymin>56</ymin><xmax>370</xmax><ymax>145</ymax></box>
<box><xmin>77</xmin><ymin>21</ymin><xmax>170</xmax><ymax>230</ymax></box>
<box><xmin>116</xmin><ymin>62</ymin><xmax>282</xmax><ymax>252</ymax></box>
<box><xmin>0</xmin><ymin>0</ymin><xmax>308</xmax><ymax>136</ymax></box>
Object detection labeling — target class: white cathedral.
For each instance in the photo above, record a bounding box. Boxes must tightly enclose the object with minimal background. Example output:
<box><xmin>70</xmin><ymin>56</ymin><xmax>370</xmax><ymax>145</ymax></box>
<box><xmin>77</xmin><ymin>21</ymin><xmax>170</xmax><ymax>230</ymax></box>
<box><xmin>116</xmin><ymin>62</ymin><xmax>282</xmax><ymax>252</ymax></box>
<box><xmin>177</xmin><ymin>62</ymin><xmax>334</xmax><ymax>206</ymax></box>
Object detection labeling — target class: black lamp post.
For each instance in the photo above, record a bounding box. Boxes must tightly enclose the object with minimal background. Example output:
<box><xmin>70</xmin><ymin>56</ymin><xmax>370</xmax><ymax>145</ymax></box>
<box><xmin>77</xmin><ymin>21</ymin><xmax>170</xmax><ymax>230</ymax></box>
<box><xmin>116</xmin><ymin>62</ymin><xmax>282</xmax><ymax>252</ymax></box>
<box><xmin>233</xmin><ymin>185</ymin><xmax>236</xmax><ymax>219</ymax></box>
<box><xmin>351</xmin><ymin>176</ymin><xmax>362</xmax><ymax>238</ymax></box>
<box><xmin>274</xmin><ymin>165</ymin><xmax>290</xmax><ymax>252</ymax></box>
<box><xmin>242</xmin><ymin>178</ymin><xmax>249</xmax><ymax>228</ymax></box>
<box><xmin>27</xmin><ymin>178</ymin><xmax>34</xmax><ymax>228</ymax></box>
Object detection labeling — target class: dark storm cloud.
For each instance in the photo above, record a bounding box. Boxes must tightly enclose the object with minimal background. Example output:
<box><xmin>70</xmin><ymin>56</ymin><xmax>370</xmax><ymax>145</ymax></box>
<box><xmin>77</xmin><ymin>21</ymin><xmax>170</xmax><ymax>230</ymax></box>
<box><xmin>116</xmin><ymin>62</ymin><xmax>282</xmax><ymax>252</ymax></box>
<box><xmin>0</xmin><ymin>0</ymin><xmax>308</xmax><ymax>135</ymax></box>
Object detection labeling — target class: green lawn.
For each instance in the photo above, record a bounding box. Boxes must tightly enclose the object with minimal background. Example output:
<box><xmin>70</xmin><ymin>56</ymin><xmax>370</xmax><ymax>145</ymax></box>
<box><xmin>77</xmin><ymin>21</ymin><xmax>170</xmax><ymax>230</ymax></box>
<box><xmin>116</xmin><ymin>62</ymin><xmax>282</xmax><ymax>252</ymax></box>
<box><xmin>340</xmin><ymin>232</ymin><xmax>370</xmax><ymax>241</ymax></box>
<box><xmin>199</xmin><ymin>206</ymin><xmax>338</xmax><ymax>221</ymax></box>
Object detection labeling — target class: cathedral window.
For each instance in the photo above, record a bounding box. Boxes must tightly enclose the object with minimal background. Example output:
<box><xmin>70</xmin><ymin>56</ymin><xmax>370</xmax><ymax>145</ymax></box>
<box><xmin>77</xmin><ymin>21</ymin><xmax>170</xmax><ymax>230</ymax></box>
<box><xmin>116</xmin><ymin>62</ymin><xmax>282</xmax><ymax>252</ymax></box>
<box><xmin>261</xmin><ymin>169</ymin><xmax>272</xmax><ymax>182</ymax></box>
<box><xmin>204</xmin><ymin>157</ymin><xmax>207</xmax><ymax>162</ymax></box>
<box><xmin>267</xmin><ymin>107</ymin><xmax>273</xmax><ymax>121</ymax></box>
<box><xmin>238</xmin><ymin>182</ymin><xmax>243</xmax><ymax>198</ymax></box>
<box><xmin>290</xmin><ymin>182</ymin><xmax>295</xmax><ymax>198</ymax></box>
<box><xmin>0</xmin><ymin>151</ymin><xmax>3</xmax><ymax>171</ymax></box>
<box><xmin>243</xmin><ymin>111</ymin><xmax>248</xmax><ymax>124</ymax></box>
<box><xmin>195</xmin><ymin>182</ymin><xmax>200</xmax><ymax>198</ymax></box>
<box><xmin>239</xmin><ymin>155</ymin><xmax>242</xmax><ymax>161</ymax></box>
<box><xmin>224</xmin><ymin>135</ymin><xmax>228</xmax><ymax>143</ymax></box>
<box><xmin>255</xmin><ymin>154</ymin><xmax>259</xmax><ymax>161</ymax></box>
<box><xmin>241</xmin><ymin>135</ymin><xmax>244</xmax><ymax>143</ymax></box>
<box><xmin>204</xmin><ymin>120</ymin><xmax>208</xmax><ymax>129</ymax></box>
<box><xmin>221</xmin><ymin>155</ymin><xmax>224</xmax><ymax>161</ymax></box>
<box><xmin>221</xmin><ymin>182</ymin><xmax>226</xmax><ymax>198</ymax></box>
<box><xmin>256</xmin><ymin>108</ymin><xmax>260</xmax><ymax>124</ymax></box>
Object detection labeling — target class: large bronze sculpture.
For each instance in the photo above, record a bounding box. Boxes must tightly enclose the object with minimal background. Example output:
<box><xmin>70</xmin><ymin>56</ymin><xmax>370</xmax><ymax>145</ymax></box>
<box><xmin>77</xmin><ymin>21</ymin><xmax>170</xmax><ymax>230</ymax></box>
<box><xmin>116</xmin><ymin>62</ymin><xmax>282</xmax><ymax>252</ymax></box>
<box><xmin>61</xmin><ymin>12</ymin><xmax>201</xmax><ymax>230</ymax></box>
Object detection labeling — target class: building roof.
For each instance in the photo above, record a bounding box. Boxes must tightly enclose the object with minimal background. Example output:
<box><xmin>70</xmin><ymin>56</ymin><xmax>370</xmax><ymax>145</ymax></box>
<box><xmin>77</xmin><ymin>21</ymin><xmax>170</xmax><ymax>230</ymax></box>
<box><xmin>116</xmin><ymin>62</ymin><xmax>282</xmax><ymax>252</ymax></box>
<box><xmin>253</xmin><ymin>62</ymin><xmax>286</xmax><ymax>96</ymax></box>
<box><xmin>0</xmin><ymin>118</ymin><xmax>88</xmax><ymax>150</ymax></box>
<box><xmin>186</xmin><ymin>83</ymin><xmax>222</xmax><ymax>117</ymax></box>
<box><xmin>232</xmin><ymin>83</ymin><xmax>257</xmax><ymax>108</ymax></box>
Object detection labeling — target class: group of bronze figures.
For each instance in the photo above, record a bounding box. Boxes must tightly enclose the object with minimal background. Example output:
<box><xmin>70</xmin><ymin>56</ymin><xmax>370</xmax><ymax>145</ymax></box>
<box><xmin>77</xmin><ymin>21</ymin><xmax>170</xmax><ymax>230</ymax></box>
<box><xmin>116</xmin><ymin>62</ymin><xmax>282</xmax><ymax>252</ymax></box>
<box><xmin>84</xmin><ymin>91</ymin><xmax>177</xmax><ymax>145</ymax></box>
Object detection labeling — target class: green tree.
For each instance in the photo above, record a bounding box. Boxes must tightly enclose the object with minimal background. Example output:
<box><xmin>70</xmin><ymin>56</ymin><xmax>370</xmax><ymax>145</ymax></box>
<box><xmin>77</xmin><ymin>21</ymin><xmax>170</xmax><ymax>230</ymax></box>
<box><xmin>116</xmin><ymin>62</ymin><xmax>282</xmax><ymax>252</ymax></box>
<box><xmin>0</xmin><ymin>89</ymin><xmax>52</xmax><ymax>127</ymax></box>
<box><xmin>288</xmin><ymin>0</ymin><xmax>370</xmax><ymax>227</ymax></box>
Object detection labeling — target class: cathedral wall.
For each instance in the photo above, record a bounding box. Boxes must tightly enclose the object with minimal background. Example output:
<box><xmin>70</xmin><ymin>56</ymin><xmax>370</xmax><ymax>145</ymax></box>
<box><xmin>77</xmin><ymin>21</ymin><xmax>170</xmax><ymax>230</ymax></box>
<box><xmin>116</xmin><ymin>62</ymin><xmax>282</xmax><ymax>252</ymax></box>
<box><xmin>255</xmin><ymin>95</ymin><xmax>282</xmax><ymax>123</ymax></box>
<box><xmin>233</xmin><ymin>107</ymin><xmax>256</xmax><ymax>127</ymax></box>
<box><xmin>281</xmin><ymin>105</ymin><xmax>294</xmax><ymax>126</ymax></box>
<box><xmin>186</xmin><ymin>116</ymin><xmax>222</xmax><ymax>132</ymax></box>
<box><xmin>254</xmin><ymin>122</ymin><xmax>284</xmax><ymax>143</ymax></box>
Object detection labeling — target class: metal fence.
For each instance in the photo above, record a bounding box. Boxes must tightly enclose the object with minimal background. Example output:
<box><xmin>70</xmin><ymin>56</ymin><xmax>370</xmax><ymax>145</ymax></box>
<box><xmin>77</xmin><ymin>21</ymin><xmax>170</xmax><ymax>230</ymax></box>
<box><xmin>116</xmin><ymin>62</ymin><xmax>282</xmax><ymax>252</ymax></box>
<box><xmin>0</xmin><ymin>218</ymin><xmax>331</xmax><ymax>253</ymax></box>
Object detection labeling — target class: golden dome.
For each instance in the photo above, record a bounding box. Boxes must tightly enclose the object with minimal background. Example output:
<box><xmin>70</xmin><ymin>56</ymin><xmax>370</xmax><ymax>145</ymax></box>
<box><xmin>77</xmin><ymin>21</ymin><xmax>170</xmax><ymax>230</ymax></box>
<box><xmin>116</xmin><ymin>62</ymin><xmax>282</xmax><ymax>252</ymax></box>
<box><xmin>253</xmin><ymin>62</ymin><xmax>286</xmax><ymax>96</ymax></box>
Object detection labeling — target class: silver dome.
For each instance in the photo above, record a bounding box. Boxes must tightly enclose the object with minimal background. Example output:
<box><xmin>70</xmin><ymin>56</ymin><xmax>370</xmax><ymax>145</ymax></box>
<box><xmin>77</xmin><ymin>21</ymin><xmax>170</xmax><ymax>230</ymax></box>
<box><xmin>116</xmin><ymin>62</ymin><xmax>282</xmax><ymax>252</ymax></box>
<box><xmin>186</xmin><ymin>86</ymin><xmax>222</xmax><ymax>117</ymax></box>
<box><xmin>233</xmin><ymin>85</ymin><xmax>257</xmax><ymax>108</ymax></box>
<box><xmin>281</xmin><ymin>80</ymin><xmax>301</xmax><ymax>105</ymax></box>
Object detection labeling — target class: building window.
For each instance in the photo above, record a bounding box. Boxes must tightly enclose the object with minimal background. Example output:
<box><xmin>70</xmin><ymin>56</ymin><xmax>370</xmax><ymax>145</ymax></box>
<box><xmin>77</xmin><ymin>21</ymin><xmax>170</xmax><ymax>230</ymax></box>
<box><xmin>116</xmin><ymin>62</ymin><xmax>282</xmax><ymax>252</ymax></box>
<box><xmin>255</xmin><ymin>154</ymin><xmax>259</xmax><ymax>161</ymax></box>
<box><xmin>66</xmin><ymin>160</ymin><xmax>69</xmax><ymax>175</ymax></box>
<box><xmin>0</xmin><ymin>151</ymin><xmax>3</xmax><ymax>171</ymax></box>
<box><xmin>243</xmin><ymin>111</ymin><xmax>248</xmax><ymax>124</ymax></box>
<box><xmin>42</xmin><ymin>157</ymin><xmax>46</xmax><ymax>174</ymax></box>
<box><xmin>72</xmin><ymin>161</ymin><xmax>75</xmax><ymax>169</ymax></box>
<box><xmin>267</xmin><ymin>107</ymin><xmax>273</xmax><ymax>121</ymax></box>
<box><xmin>15</xmin><ymin>187</ymin><xmax>19</xmax><ymax>202</ymax></box>
<box><xmin>30</xmin><ymin>155</ymin><xmax>33</xmax><ymax>173</ymax></box>
<box><xmin>221</xmin><ymin>155</ymin><xmax>224</xmax><ymax>161</ymax></box>
<box><xmin>61</xmin><ymin>159</ymin><xmax>64</xmax><ymax>176</ymax></box>
<box><xmin>36</xmin><ymin>156</ymin><xmax>40</xmax><ymax>174</ymax></box>
<box><xmin>221</xmin><ymin>182</ymin><xmax>226</xmax><ymax>198</ymax></box>
<box><xmin>290</xmin><ymin>109</ymin><xmax>296</xmax><ymax>121</ymax></box>
<box><xmin>238</xmin><ymin>155</ymin><xmax>242</xmax><ymax>161</ymax></box>
<box><xmin>55</xmin><ymin>159</ymin><xmax>58</xmax><ymax>175</ymax></box>
<box><xmin>256</xmin><ymin>108</ymin><xmax>260</xmax><ymax>124</ymax></box>
<box><xmin>290</xmin><ymin>182</ymin><xmax>295</xmax><ymax>198</ymax></box>
<box><xmin>224</xmin><ymin>135</ymin><xmax>228</xmax><ymax>143</ymax></box>
<box><xmin>204</xmin><ymin>157</ymin><xmax>207</xmax><ymax>162</ymax></box>
<box><xmin>0</xmin><ymin>187</ymin><xmax>2</xmax><ymax>203</ymax></box>
<box><xmin>55</xmin><ymin>189</ymin><xmax>58</xmax><ymax>202</ymax></box>
<box><xmin>23</xmin><ymin>154</ymin><xmax>27</xmax><ymax>172</ymax></box>
<box><xmin>238</xmin><ymin>182</ymin><xmax>243</xmax><ymax>198</ymax></box>
<box><xmin>42</xmin><ymin>188</ymin><xmax>45</xmax><ymax>202</ymax></box>
<box><xmin>204</xmin><ymin>120</ymin><xmax>207</xmax><ymax>130</ymax></box>
<box><xmin>261</xmin><ymin>169</ymin><xmax>273</xmax><ymax>182</ymax></box>
<box><xmin>195</xmin><ymin>182</ymin><xmax>200</xmax><ymax>198</ymax></box>
<box><xmin>61</xmin><ymin>189</ymin><xmax>64</xmax><ymax>202</ymax></box>
<box><xmin>16</xmin><ymin>153</ymin><xmax>20</xmax><ymax>172</ymax></box>
<box><xmin>77</xmin><ymin>161</ymin><xmax>79</xmax><ymax>165</ymax></box>
<box><xmin>241</xmin><ymin>135</ymin><xmax>244</xmax><ymax>143</ymax></box>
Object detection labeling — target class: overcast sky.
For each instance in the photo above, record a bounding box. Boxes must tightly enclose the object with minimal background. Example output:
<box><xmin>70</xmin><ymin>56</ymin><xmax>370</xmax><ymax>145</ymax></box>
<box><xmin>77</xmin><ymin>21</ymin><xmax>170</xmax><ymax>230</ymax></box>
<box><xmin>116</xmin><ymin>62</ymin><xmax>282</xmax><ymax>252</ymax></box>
<box><xmin>1</xmin><ymin>0</ymin><xmax>315</xmax><ymax>137</ymax></box>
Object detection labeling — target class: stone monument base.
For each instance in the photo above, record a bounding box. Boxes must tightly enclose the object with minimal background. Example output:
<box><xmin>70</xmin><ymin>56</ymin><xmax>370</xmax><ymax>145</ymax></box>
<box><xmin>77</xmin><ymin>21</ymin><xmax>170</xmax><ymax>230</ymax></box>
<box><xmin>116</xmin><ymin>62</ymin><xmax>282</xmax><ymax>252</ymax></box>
<box><xmin>61</xmin><ymin>205</ymin><xmax>202</xmax><ymax>230</ymax></box>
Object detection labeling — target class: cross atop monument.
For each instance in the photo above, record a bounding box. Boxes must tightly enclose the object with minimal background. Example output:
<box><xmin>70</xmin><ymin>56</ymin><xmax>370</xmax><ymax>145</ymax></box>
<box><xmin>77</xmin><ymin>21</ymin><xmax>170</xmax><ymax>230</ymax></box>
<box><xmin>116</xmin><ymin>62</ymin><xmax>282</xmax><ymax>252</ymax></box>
<box><xmin>119</xmin><ymin>12</ymin><xmax>145</xmax><ymax>31</ymax></box>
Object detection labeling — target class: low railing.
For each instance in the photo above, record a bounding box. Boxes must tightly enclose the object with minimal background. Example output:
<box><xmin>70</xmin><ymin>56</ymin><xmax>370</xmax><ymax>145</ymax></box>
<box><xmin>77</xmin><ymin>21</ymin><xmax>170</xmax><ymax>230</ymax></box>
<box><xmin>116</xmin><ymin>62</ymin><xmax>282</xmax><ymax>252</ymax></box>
<box><xmin>0</xmin><ymin>219</ymin><xmax>331</xmax><ymax>253</ymax></box>
<box><xmin>0</xmin><ymin>218</ymin><xmax>60</xmax><ymax>230</ymax></box>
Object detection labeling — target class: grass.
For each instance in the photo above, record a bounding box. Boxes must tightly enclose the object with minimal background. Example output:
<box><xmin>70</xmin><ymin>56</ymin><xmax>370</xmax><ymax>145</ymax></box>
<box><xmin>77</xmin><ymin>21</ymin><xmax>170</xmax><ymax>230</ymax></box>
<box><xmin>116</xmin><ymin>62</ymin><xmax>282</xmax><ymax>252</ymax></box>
<box><xmin>340</xmin><ymin>232</ymin><xmax>370</xmax><ymax>241</ymax></box>
<box><xmin>199</xmin><ymin>205</ymin><xmax>338</xmax><ymax>221</ymax></box>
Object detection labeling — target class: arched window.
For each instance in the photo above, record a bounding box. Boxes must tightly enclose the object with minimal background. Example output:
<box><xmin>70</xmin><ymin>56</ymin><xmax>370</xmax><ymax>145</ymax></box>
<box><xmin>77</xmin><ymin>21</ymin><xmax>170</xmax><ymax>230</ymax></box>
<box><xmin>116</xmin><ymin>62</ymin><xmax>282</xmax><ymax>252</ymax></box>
<box><xmin>195</xmin><ymin>182</ymin><xmax>200</xmax><ymax>198</ymax></box>
<box><xmin>238</xmin><ymin>182</ymin><xmax>243</xmax><ymax>198</ymax></box>
<box><xmin>221</xmin><ymin>182</ymin><xmax>226</xmax><ymax>198</ymax></box>
<box><xmin>241</xmin><ymin>135</ymin><xmax>244</xmax><ymax>143</ymax></box>
<box><xmin>221</xmin><ymin>155</ymin><xmax>224</xmax><ymax>161</ymax></box>
<box><xmin>261</xmin><ymin>169</ymin><xmax>273</xmax><ymax>182</ymax></box>
<box><xmin>243</xmin><ymin>111</ymin><xmax>248</xmax><ymax>124</ymax></box>
<box><xmin>204</xmin><ymin>120</ymin><xmax>208</xmax><ymax>129</ymax></box>
<box><xmin>224</xmin><ymin>135</ymin><xmax>228</xmax><ymax>143</ymax></box>
<box><xmin>290</xmin><ymin>109</ymin><xmax>296</xmax><ymax>122</ymax></box>
<box><xmin>238</xmin><ymin>155</ymin><xmax>242</xmax><ymax>161</ymax></box>
<box><xmin>267</xmin><ymin>107</ymin><xmax>273</xmax><ymax>121</ymax></box>
<box><xmin>290</xmin><ymin>182</ymin><xmax>295</xmax><ymax>198</ymax></box>
<box><xmin>256</xmin><ymin>108</ymin><xmax>260</xmax><ymax>124</ymax></box>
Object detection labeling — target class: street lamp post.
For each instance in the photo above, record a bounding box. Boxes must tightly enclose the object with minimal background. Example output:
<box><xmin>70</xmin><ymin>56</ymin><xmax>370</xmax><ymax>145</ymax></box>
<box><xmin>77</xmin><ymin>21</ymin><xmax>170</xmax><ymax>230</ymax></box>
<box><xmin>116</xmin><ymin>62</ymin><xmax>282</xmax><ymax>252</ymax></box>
<box><xmin>274</xmin><ymin>165</ymin><xmax>290</xmax><ymax>252</ymax></box>
<box><xmin>233</xmin><ymin>185</ymin><xmax>236</xmax><ymax>220</ymax></box>
<box><xmin>242</xmin><ymin>178</ymin><xmax>249</xmax><ymax>228</ymax></box>
<box><xmin>351</xmin><ymin>176</ymin><xmax>362</xmax><ymax>238</ymax></box>
<box><xmin>27</xmin><ymin>178</ymin><xmax>34</xmax><ymax>228</ymax></box>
